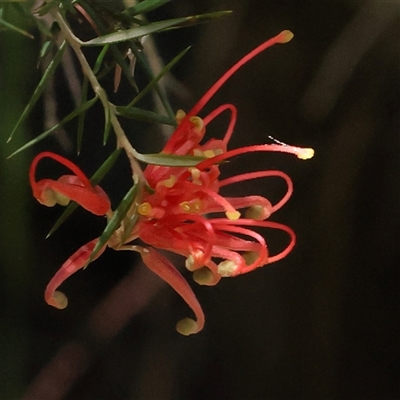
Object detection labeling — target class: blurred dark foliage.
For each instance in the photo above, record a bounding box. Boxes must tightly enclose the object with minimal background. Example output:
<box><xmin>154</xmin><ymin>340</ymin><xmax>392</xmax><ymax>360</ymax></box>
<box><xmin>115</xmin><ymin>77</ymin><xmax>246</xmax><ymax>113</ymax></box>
<box><xmin>0</xmin><ymin>1</ymin><xmax>399</xmax><ymax>399</ymax></box>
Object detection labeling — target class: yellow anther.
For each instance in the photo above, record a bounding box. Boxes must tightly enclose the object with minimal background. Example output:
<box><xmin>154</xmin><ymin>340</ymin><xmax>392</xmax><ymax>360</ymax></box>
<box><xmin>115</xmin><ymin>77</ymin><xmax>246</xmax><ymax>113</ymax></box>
<box><xmin>189</xmin><ymin>116</ymin><xmax>204</xmax><ymax>134</ymax></box>
<box><xmin>180</xmin><ymin>201</ymin><xmax>191</xmax><ymax>213</ymax></box>
<box><xmin>225</xmin><ymin>210</ymin><xmax>241</xmax><ymax>220</ymax></box>
<box><xmin>189</xmin><ymin>167</ymin><xmax>200</xmax><ymax>180</ymax></box>
<box><xmin>175</xmin><ymin>109</ymin><xmax>186</xmax><ymax>124</ymax></box>
<box><xmin>188</xmin><ymin>167</ymin><xmax>201</xmax><ymax>185</ymax></box>
<box><xmin>203</xmin><ymin>149</ymin><xmax>217</xmax><ymax>158</ymax></box>
<box><xmin>138</xmin><ymin>202</ymin><xmax>152</xmax><ymax>216</ymax></box>
<box><xmin>185</xmin><ymin>254</ymin><xmax>196</xmax><ymax>271</ymax></box>
<box><xmin>162</xmin><ymin>175</ymin><xmax>177</xmax><ymax>188</ymax></box>
<box><xmin>192</xmin><ymin>149</ymin><xmax>203</xmax><ymax>157</ymax></box>
<box><xmin>179</xmin><ymin>199</ymin><xmax>202</xmax><ymax>214</ymax></box>
<box><xmin>217</xmin><ymin>260</ymin><xmax>238</xmax><ymax>277</ymax></box>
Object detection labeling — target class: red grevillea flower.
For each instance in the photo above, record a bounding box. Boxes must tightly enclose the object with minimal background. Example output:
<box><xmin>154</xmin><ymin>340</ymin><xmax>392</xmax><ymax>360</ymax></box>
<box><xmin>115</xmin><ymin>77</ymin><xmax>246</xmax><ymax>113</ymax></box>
<box><xmin>31</xmin><ymin>30</ymin><xmax>314</xmax><ymax>335</ymax></box>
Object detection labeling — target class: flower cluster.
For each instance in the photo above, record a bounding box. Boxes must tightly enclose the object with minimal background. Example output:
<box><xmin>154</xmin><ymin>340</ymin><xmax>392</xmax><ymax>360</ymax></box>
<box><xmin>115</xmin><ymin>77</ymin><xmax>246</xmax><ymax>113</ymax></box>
<box><xmin>30</xmin><ymin>30</ymin><xmax>314</xmax><ymax>335</ymax></box>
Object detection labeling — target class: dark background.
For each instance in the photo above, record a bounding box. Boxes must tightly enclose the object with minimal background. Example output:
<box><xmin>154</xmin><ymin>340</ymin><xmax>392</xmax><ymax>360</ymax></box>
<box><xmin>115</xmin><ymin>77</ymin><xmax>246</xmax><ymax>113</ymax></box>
<box><xmin>0</xmin><ymin>1</ymin><xmax>399</xmax><ymax>399</ymax></box>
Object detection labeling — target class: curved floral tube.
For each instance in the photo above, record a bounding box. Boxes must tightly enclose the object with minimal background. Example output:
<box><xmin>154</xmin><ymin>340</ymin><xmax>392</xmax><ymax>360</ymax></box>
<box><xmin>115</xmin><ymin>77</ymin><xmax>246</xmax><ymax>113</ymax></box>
<box><xmin>45</xmin><ymin>239</ymin><xmax>107</xmax><ymax>309</ymax></box>
<box><xmin>30</xmin><ymin>152</ymin><xmax>111</xmax><ymax>216</ymax></box>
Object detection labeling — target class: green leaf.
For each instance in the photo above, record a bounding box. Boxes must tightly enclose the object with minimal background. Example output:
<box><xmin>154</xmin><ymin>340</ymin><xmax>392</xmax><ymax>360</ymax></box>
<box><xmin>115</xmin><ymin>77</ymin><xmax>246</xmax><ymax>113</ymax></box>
<box><xmin>103</xmin><ymin>99</ymin><xmax>112</xmax><ymax>146</ymax></box>
<box><xmin>90</xmin><ymin>183</ymin><xmax>139</xmax><ymax>262</ymax></box>
<box><xmin>116</xmin><ymin>106</ymin><xmax>176</xmax><ymax>125</ymax></box>
<box><xmin>123</xmin><ymin>0</ymin><xmax>170</xmax><ymax>17</ymax></box>
<box><xmin>8</xmin><ymin>95</ymin><xmax>98</xmax><ymax>159</ymax></box>
<box><xmin>129</xmin><ymin>41</ymin><xmax>175</xmax><ymax>120</ymax></box>
<box><xmin>39</xmin><ymin>40</ymin><xmax>52</xmax><ymax>60</ymax></box>
<box><xmin>82</xmin><ymin>12</ymin><xmax>232</xmax><ymax>46</ymax></box>
<box><xmin>46</xmin><ymin>148</ymin><xmax>122</xmax><ymax>238</ymax></box>
<box><xmin>134</xmin><ymin>152</ymin><xmax>207</xmax><ymax>167</ymax></box>
<box><xmin>93</xmin><ymin>44</ymin><xmax>110</xmax><ymax>75</ymax></box>
<box><xmin>76</xmin><ymin>0</ymin><xmax>138</xmax><ymax>91</ymax></box>
<box><xmin>127</xmin><ymin>45</ymin><xmax>190</xmax><ymax>108</ymax></box>
<box><xmin>0</xmin><ymin>10</ymin><xmax>34</xmax><ymax>39</ymax></box>
<box><xmin>7</xmin><ymin>40</ymin><xmax>67</xmax><ymax>143</ymax></box>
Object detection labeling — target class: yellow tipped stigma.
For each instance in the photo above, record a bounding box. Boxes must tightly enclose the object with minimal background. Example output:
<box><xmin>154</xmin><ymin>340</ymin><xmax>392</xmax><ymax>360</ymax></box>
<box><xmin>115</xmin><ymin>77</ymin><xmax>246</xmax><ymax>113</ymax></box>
<box><xmin>278</xmin><ymin>30</ymin><xmax>294</xmax><ymax>44</ymax></box>
<box><xmin>138</xmin><ymin>202</ymin><xmax>152</xmax><ymax>216</ymax></box>
<box><xmin>225</xmin><ymin>210</ymin><xmax>241</xmax><ymax>220</ymax></box>
<box><xmin>296</xmin><ymin>147</ymin><xmax>315</xmax><ymax>160</ymax></box>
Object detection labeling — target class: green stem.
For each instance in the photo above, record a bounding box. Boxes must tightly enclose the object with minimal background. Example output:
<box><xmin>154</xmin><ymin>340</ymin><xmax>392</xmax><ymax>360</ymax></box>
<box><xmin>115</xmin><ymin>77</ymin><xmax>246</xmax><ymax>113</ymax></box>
<box><xmin>51</xmin><ymin>9</ymin><xmax>145</xmax><ymax>182</ymax></box>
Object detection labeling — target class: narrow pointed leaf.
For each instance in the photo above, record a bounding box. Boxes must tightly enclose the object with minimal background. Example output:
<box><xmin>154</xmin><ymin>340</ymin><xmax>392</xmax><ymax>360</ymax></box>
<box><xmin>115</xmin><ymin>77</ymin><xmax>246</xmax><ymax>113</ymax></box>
<box><xmin>127</xmin><ymin>46</ymin><xmax>190</xmax><ymax>108</ymax></box>
<box><xmin>46</xmin><ymin>148</ymin><xmax>122</xmax><ymax>238</ymax></box>
<box><xmin>90</xmin><ymin>183</ymin><xmax>139</xmax><ymax>261</ymax></box>
<box><xmin>116</xmin><ymin>106</ymin><xmax>176</xmax><ymax>125</ymax></box>
<box><xmin>76</xmin><ymin>1</ymin><xmax>138</xmax><ymax>90</ymax></box>
<box><xmin>82</xmin><ymin>17</ymin><xmax>187</xmax><ymax>46</ymax></box>
<box><xmin>7</xmin><ymin>41</ymin><xmax>66</xmax><ymax>142</ymax></box>
<box><xmin>0</xmin><ymin>13</ymin><xmax>34</xmax><ymax>39</ymax></box>
<box><xmin>129</xmin><ymin>42</ymin><xmax>175</xmax><ymax>120</ymax></box>
<box><xmin>95</xmin><ymin>87</ymin><xmax>111</xmax><ymax>145</ymax></box>
<box><xmin>39</xmin><ymin>40</ymin><xmax>52</xmax><ymax>60</ymax></box>
<box><xmin>103</xmin><ymin>101</ymin><xmax>112</xmax><ymax>145</ymax></box>
<box><xmin>82</xmin><ymin>12</ymin><xmax>231</xmax><ymax>47</ymax></box>
<box><xmin>93</xmin><ymin>44</ymin><xmax>110</xmax><ymax>75</ymax></box>
<box><xmin>134</xmin><ymin>151</ymin><xmax>207</xmax><ymax>167</ymax></box>
<box><xmin>8</xmin><ymin>95</ymin><xmax>98</xmax><ymax>159</ymax></box>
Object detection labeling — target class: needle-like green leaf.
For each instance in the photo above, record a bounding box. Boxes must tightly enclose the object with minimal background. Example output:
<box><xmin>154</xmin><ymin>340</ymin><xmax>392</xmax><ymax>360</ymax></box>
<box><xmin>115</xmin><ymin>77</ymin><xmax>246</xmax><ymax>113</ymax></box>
<box><xmin>134</xmin><ymin>151</ymin><xmax>207</xmax><ymax>167</ymax></box>
<box><xmin>90</xmin><ymin>183</ymin><xmax>139</xmax><ymax>262</ymax></box>
<box><xmin>77</xmin><ymin>0</ymin><xmax>138</xmax><ymax>91</ymax></box>
<box><xmin>82</xmin><ymin>12</ymin><xmax>232</xmax><ymax>46</ymax></box>
<box><xmin>0</xmin><ymin>10</ymin><xmax>34</xmax><ymax>39</ymax></box>
<box><xmin>127</xmin><ymin>45</ymin><xmax>190</xmax><ymax>109</ymax></box>
<box><xmin>129</xmin><ymin>41</ymin><xmax>175</xmax><ymax>120</ymax></box>
<box><xmin>46</xmin><ymin>148</ymin><xmax>122</xmax><ymax>238</ymax></box>
<box><xmin>8</xmin><ymin>95</ymin><xmax>98</xmax><ymax>159</ymax></box>
<box><xmin>115</xmin><ymin>106</ymin><xmax>176</xmax><ymax>125</ymax></box>
<box><xmin>7</xmin><ymin>41</ymin><xmax>66</xmax><ymax>142</ymax></box>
